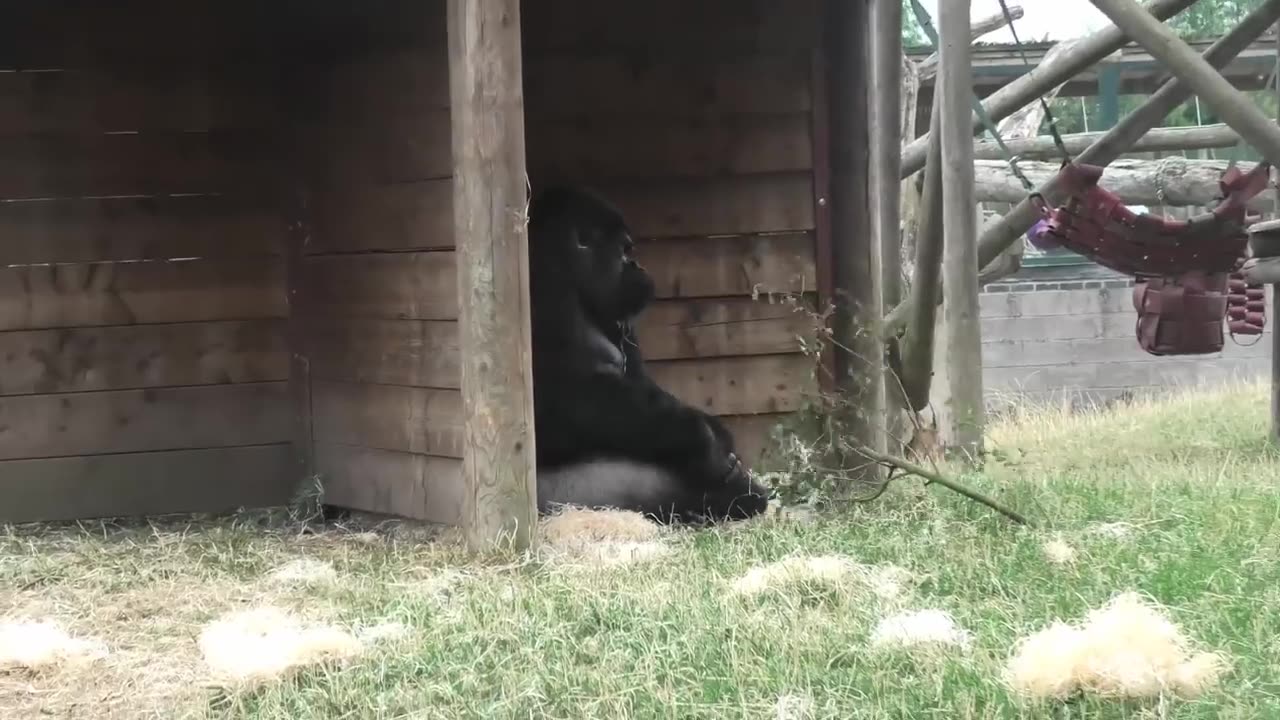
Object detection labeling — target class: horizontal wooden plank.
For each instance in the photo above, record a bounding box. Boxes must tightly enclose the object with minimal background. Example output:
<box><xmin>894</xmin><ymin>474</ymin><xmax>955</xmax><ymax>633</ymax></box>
<box><xmin>312</xmin><ymin>381</ymin><xmax>464</xmax><ymax>458</ymax></box>
<box><xmin>3</xmin><ymin>0</ymin><xmax>446</xmax><ymax>68</ymax></box>
<box><xmin>307</xmin><ymin>179</ymin><xmax>453</xmax><ymax>254</ymax></box>
<box><xmin>0</xmin><ymin>194</ymin><xmax>284</xmax><ymax>265</ymax></box>
<box><xmin>302</xmin><ymin>234</ymin><xmax>814</xmax><ymax>323</ymax></box>
<box><xmin>0</xmin><ymin>319</ymin><xmax>287</xmax><ymax>396</ymax></box>
<box><xmin>0</xmin><ymin>131</ymin><xmax>281</xmax><ymax>199</ymax></box>
<box><xmin>526</xmin><ymin>113</ymin><xmax>811</xmax><ymax>182</ymax></box>
<box><xmin>315</xmin><ymin>443</ymin><xmax>462</xmax><ymax>525</ymax></box>
<box><xmin>520</xmin><ymin>0</ymin><xmax>821</xmax><ymax>53</ymax></box>
<box><xmin>638</xmin><ymin>233</ymin><xmax>817</xmax><ymax>299</ymax></box>
<box><xmin>301</xmin><ymin>251</ymin><xmax>457</xmax><ymax>321</ymax></box>
<box><xmin>648</xmin><ymin>353</ymin><xmax>815</xmax><ymax>416</ymax></box>
<box><xmin>299</xmin><ymin>108</ymin><xmax>451</xmax><ymax>189</ymax></box>
<box><xmin>0</xmin><ymin>66</ymin><xmax>281</xmax><ymax>134</ymax></box>
<box><xmin>0</xmin><ymin>381</ymin><xmax>290</xmax><ymax>460</ymax></box>
<box><xmin>719</xmin><ymin>413</ymin><xmax>789</xmax><ymax>468</ymax></box>
<box><xmin>983</xmin><ymin>334</ymin><xmax>1273</xmax><ymax>369</ymax></box>
<box><xmin>524</xmin><ymin>54</ymin><xmax>812</xmax><ymax>115</ymax></box>
<box><xmin>0</xmin><ymin>258</ymin><xmax>286</xmax><ymax>331</ymax></box>
<box><xmin>984</xmin><ymin>357</ymin><xmax>1270</xmax><ymax>394</ymax></box>
<box><xmin>305</xmin><ymin>317</ymin><xmax>460</xmax><ymax>388</ymax></box>
<box><xmin>600</xmin><ymin>173</ymin><xmax>816</xmax><ymax>238</ymax></box>
<box><xmin>0</xmin><ymin>443</ymin><xmax>296</xmax><ymax>524</ymax></box>
<box><xmin>636</xmin><ymin>297</ymin><xmax>815</xmax><ymax>360</ymax></box>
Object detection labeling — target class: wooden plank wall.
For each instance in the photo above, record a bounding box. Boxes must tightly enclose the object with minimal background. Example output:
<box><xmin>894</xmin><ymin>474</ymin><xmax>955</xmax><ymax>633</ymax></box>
<box><xmin>297</xmin><ymin>0</ymin><xmax>826</xmax><ymax>524</ymax></box>
<box><xmin>0</xmin><ymin>57</ymin><xmax>294</xmax><ymax>522</ymax></box>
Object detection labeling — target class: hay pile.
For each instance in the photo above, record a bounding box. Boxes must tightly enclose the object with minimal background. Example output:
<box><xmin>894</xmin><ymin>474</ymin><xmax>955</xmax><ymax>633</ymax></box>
<box><xmin>1006</xmin><ymin>592</ymin><xmax>1228</xmax><ymax>700</ymax></box>
<box><xmin>537</xmin><ymin>507</ymin><xmax>672</xmax><ymax>568</ymax></box>
<box><xmin>197</xmin><ymin>607</ymin><xmax>364</xmax><ymax>685</ymax></box>
<box><xmin>730</xmin><ymin>554</ymin><xmax>912</xmax><ymax>601</ymax></box>
<box><xmin>0</xmin><ymin>619</ymin><xmax>109</xmax><ymax>670</ymax></box>
<box><xmin>870</xmin><ymin>609</ymin><xmax>972</xmax><ymax>651</ymax></box>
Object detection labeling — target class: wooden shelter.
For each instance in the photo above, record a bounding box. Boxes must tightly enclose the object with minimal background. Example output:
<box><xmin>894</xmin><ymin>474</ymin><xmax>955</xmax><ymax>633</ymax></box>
<box><xmin>0</xmin><ymin>0</ymin><xmax>878</xmax><ymax>546</ymax></box>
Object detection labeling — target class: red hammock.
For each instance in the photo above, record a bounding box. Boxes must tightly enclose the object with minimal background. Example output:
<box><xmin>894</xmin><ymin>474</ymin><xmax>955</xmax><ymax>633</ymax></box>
<box><xmin>1032</xmin><ymin>160</ymin><xmax>1272</xmax><ymax>356</ymax></box>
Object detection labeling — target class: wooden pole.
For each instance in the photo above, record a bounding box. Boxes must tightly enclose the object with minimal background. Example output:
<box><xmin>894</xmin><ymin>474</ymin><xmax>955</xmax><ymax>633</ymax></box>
<box><xmin>883</xmin><ymin>0</ymin><xmax>1280</xmax><ymax>339</ymax></box>
<box><xmin>1088</xmin><ymin>0</ymin><xmax>1280</xmax><ymax>167</ymax></box>
<box><xmin>915</xmin><ymin>5</ymin><xmax>1025</xmax><ymax>81</ymax></box>
<box><xmin>825</xmin><ymin>0</ymin><xmax>885</xmax><ymax>485</ymax></box>
<box><xmin>938</xmin><ymin>0</ymin><xmax>984</xmax><ymax>459</ymax></box>
<box><xmin>1273</xmin><ymin>21</ymin><xmax>1279</xmax><ymax>445</ymax></box>
<box><xmin>900</xmin><ymin>0</ymin><xmax>1199</xmax><ymax>178</ymax></box>
<box><xmin>971</xmin><ymin>123</ymin><xmax>1263</xmax><ymax>160</ymax></box>
<box><xmin>872</xmin><ymin>0</ymin><xmax>906</xmax><ymax>451</ymax></box>
<box><xmin>899</xmin><ymin>99</ymin><xmax>944</xmax><ymax>411</ymax></box>
<box><xmin>447</xmin><ymin>0</ymin><xmax>538</xmax><ymax>552</ymax></box>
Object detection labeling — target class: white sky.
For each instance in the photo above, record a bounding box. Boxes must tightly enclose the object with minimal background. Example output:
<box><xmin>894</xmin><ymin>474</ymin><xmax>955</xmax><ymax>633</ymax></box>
<box><xmin>914</xmin><ymin>0</ymin><xmax>1112</xmax><ymax>42</ymax></box>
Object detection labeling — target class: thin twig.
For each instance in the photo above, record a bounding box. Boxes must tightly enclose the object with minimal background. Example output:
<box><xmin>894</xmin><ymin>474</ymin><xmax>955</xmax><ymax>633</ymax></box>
<box><xmin>852</xmin><ymin>445</ymin><xmax>1032</xmax><ymax>526</ymax></box>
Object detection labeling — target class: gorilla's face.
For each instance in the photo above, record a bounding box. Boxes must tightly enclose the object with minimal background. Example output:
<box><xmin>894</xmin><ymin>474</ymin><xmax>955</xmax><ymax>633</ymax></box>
<box><xmin>569</xmin><ymin>215</ymin><xmax>655</xmax><ymax>323</ymax></box>
<box><xmin>529</xmin><ymin>186</ymin><xmax>656</xmax><ymax>324</ymax></box>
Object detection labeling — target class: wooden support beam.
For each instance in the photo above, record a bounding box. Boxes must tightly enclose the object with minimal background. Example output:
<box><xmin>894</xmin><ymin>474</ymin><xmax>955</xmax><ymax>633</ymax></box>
<box><xmin>1272</xmin><ymin>21</ymin><xmax>1279</xmax><ymax>446</ymax></box>
<box><xmin>972</xmin><ymin>123</ymin><xmax>1262</xmax><ymax>161</ymax></box>
<box><xmin>915</xmin><ymin>5</ymin><xmax>1025</xmax><ymax>81</ymax></box>
<box><xmin>825</xmin><ymin>0</ymin><xmax>885</xmax><ymax>484</ymax></box>
<box><xmin>872</xmin><ymin>0</ymin><xmax>906</xmax><ymax>450</ymax></box>
<box><xmin>974</xmin><ymin>157</ymin><xmax>1274</xmax><ymax>210</ymax></box>
<box><xmin>899</xmin><ymin>99</ymin><xmax>945</xmax><ymax>412</ymax></box>
<box><xmin>900</xmin><ymin>0</ymin><xmax>1200</xmax><ymax>178</ymax></box>
<box><xmin>447</xmin><ymin>0</ymin><xmax>538</xmax><ymax>553</ymax></box>
<box><xmin>938</xmin><ymin>0</ymin><xmax>984</xmax><ymax>458</ymax></box>
<box><xmin>884</xmin><ymin>0</ymin><xmax>1280</xmax><ymax>339</ymax></box>
<box><xmin>1088</xmin><ymin>0</ymin><xmax>1280</xmax><ymax>167</ymax></box>
<box><xmin>285</xmin><ymin>190</ymin><xmax>315</xmax><ymax>500</ymax></box>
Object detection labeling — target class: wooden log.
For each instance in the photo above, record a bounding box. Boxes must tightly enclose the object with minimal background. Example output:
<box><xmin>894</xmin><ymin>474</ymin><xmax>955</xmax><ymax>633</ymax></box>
<box><xmin>1088</xmin><ymin>0</ymin><xmax>1280</xmax><ymax>167</ymax></box>
<box><xmin>447</xmin><ymin>0</ymin><xmax>538</xmax><ymax>552</ymax></box>
<box><xmin>825</xmin><ymin>0</ymin><xmax>885</xmax><ymax>483</ymax></box>
<box><xmin>939</xmin><ymin>0</ymin><xmax>984</xmax><ymax>459</ymax></box>
<box><xmin>974</xmin><ymin>157</ymin><xmax>1273</xmax><ymax>210</ymax></box>
<box><xmin>915</xmin><ymin>5</ymin><xmax>1025</xmax><ymax>81</ymax></box>
<box><xmin>884</xmin><ymin>0</ymin><xmax>1280</xmax><ymax>338</ymax></box>
<box><xmin>871</xmin><ymin>0</ymin><xmax>906</xmax><ymax>450</ymax></box>
<box><xmin>900</xmin><ymin>0</ymin><xmax>1200</xmax><ymax>178</ymax></box>
<box><xmin>1272</xmin><ymin>23</ymin><xmax>1280</xmax><ymax>447</ymax></box>
<box><xmin>899</xmin><ymin>97</ymin><xmax>945</xmax><ymax>412</ymax></box>
<box><xmin>971</xmin><ymin>123</ymin><xmax>1260</xmax><ymax>161</ymax></box>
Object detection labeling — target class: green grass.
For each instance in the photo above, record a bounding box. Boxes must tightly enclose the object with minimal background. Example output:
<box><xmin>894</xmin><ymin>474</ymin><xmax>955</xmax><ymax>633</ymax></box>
<box><xmin>4</xmin><ymin>379</ymin><xmax>1280</xmax><ymax>719</ymax></box>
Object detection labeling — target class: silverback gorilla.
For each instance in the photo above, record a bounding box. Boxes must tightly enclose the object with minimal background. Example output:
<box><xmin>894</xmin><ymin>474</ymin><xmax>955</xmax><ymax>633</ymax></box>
<box><xmin>527</xmin><ymin>185</ymin><xmax>772</xmax><ymax>524</ymax></box>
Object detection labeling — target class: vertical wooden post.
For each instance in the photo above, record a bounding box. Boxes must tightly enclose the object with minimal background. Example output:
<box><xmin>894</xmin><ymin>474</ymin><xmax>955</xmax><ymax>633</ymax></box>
<box><xmin>447</xmin><ymin>0</ymin><xmax>538</xmax><ymax>552</ymax></box>
<box><xmin>871</xmin><ymin>0</ymin><xmax>907</xmax><ymax>452</ymax></box>
<box><xmin>825</xmin><ymin>0</ymin><xmax>885</xmax><ymax>484</ymax></box>
<box><xmin>938</xmin><ymin>0</ymin><xmax>984</xmax><ymax>459</ymax></box>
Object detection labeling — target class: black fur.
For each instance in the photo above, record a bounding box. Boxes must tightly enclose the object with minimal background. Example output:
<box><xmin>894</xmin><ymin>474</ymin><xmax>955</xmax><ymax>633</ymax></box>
<box><xmin>527</xmin><ymin>185</ymin><xmax>772</xmax><ymax>524</ymax></box>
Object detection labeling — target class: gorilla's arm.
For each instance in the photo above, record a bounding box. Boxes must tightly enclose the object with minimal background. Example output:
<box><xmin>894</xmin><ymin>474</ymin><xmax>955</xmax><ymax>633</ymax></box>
<box><xmin>534</xmin><ymin>369</ymin><xmax>734</xmax><ymax>482</ymax></box>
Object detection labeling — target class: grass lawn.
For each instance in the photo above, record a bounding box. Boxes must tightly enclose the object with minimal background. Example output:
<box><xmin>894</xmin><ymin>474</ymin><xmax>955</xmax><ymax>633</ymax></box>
<box><xmin>3</xmin><ymin>379</ymin><xmax>1280</xmax><ymax>719</ymax></box>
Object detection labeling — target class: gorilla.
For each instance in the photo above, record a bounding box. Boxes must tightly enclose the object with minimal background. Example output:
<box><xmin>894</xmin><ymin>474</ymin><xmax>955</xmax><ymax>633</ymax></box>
<box><xmin>527</xmin><ymin>185</ymin><xmax>773</xmax><ymax>524</ymax></box>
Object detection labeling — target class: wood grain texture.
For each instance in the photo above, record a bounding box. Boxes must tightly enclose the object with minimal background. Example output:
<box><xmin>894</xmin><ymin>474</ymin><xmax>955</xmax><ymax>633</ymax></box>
<box><xmin>312</xmin><ymin>381</ymin><xmax>464</xmax><ymax>458</ymax></box>
<box><xmin>308</xmin><ymin>179</ymin><xmax>454</xmax><ymax>254</ymax></box>
<box><xmin>0</xmin><ymin>320</ymin><xmax>287</xmax><ymax>396</ymax></box>
<box><xmin>637</xmin><ymin>234</ymin><xmax>817</xmax><ymax>299</ymax></box>
<box><xmin>575</xmin><ymin>173</ymin><xmax>816</xmax><ymax>239</ymax></box>
<box><xmin>301</xmin><ymin>252</ymin><xmax>458</xmax><ymax>321</ymax></box>
<box><xmin>0</xmin><ymin>65</ymin><xmax>281</xmax><ymax>134</ymax></box>
<box><xmin>0</xmin><ymin>131</ymin><xmax>281</xmax><ymax>199</ymax></box>
<box><xmin>524</xmin><ymin>54</ymin><xmax>813</xmax><ymax>115</ymax></box>
<box><xmin>305</xmin><ymin>317</ymin><xmax>461</xmax><ymax>389</ymax></box>
<box><xmin>647</xmin><ymin>354</ymin><xmax>816</xmax><ymax>415</ymax></box>
<box><xmin>0</xmin><ymin>194</ymin><xmax>284</xmax><ymax>265</ymax></box>
<box><xmin>315</xmin><ymin>443</ymin><xmax>463</xmax><ymax>525</ymax></box>
<box><xmin>449</xmin><ymin>0</ymin><xmax>538</xmax><ymax>549</ymax></box>
<box><xmin>719</xmin><ymin>413</ymin><xmax>790</xmax><ymax>467</ymax></box>
<box><xmin>635</xmin><ymin>297</ymin><xmax>814</xmax><ymax>360</ymax></box>
<box><xmin>520</xmin><ymin>0</ymin><xmax>820</xmax><ymax>52</ymax></box>
<box><xmin>0</xmin><ymin>381</ymin><xmax>290</xmax><ymax>460</ymax></box>
<box><xmin>0</xmin><ymin>258</ymin><xmax>286</xmax><ymax>331</ymax></box>
<box><xmin>525</xmin><ymin>113</ymin><xmax>812</xmax><ymax>181</ymax></box>
<box><xmin>0</xmin><ymin>444</ymin><xmax>295</xmax><ymax>524</ymax></box>
<box><xmin>300</xmin><ymin>108</ymin><xmax>452</xmax><ymax>189</ymax></box>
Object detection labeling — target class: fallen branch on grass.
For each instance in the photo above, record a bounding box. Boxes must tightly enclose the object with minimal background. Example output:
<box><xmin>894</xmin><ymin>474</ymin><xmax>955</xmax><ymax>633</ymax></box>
<box><xmin>852</xmin><ymin>445</ymin><xmax>1032</xmax><ymax>526</ymax></box>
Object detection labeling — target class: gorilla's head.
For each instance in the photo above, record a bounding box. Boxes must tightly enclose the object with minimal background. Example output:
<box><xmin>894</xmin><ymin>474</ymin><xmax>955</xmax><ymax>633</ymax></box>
<box><xmin>528</xmin><ymin>185</ymin><xmax>656</xmax><ymax>325</ymax></box>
